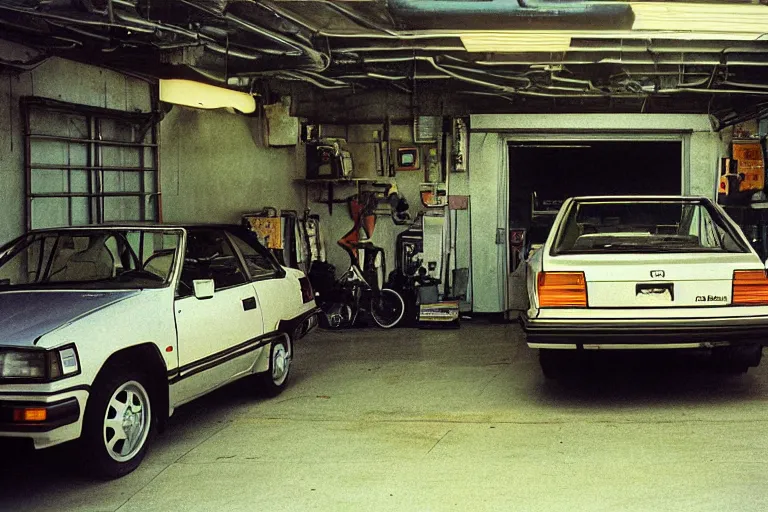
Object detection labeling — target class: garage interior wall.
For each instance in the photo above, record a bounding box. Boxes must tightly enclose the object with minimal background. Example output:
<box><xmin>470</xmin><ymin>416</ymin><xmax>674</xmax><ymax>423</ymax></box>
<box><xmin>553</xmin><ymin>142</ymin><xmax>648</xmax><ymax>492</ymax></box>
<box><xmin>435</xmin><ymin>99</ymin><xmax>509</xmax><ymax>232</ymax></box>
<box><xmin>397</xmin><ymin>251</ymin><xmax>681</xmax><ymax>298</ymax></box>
<box><xmin>0</xmin><ymin>57</ymin><xmax>152</xmax><ymax>246</ymax></box>
<box><xmin>160</xmin><ymin>107</ymin><xmax>305</xmax><ymax>225</ymax></box>
<box><xmin>469</xmin><ymin>114</ymin><xmax>731</xmax><ymax>314</ymax></box>
<box><xmin>307</xmin><ymin>123</ymin><xmax>471</xmax><ymax>303</ymax></box>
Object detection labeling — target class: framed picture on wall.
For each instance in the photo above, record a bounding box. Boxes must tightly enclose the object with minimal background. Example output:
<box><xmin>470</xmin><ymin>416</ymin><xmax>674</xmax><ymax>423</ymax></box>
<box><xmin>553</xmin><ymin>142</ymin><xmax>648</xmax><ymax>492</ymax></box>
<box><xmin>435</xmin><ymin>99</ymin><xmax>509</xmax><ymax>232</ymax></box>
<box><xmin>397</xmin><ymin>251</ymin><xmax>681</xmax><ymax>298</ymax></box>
<box><xmin>396</xmin><ymin>147</ymin><xmax>420</xmax><ymax>171</ymax></box>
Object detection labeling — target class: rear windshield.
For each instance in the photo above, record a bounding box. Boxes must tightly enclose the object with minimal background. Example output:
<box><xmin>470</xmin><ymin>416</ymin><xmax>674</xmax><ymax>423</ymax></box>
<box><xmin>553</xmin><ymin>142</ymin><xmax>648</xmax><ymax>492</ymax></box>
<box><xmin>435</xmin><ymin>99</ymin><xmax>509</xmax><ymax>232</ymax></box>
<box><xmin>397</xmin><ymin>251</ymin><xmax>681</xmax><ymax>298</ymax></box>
<box><xmin>552</xmin><ymin>200</ymin><xmax>749</xmax><ymax>255</ymax></box>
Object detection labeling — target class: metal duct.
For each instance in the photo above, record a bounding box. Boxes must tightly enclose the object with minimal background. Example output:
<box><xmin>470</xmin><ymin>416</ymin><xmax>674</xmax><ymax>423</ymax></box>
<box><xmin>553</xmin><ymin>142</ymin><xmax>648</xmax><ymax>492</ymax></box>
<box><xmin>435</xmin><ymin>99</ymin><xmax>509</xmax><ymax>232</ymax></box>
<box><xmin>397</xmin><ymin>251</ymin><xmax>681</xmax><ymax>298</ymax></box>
<box><xmin>388</xmin><ymin>0</ymin><xmax>634</xmax><ymax>31</ymax></box>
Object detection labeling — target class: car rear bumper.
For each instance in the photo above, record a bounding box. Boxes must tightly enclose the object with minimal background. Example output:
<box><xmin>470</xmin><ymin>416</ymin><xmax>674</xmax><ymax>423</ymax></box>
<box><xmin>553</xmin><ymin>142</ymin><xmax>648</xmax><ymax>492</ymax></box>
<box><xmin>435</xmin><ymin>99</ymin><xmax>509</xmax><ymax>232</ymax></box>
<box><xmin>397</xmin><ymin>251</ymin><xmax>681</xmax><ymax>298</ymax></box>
<box><xmin>279</xmin><ymin>307</ymin><xmax>322</xmax><ymax>341</ymax></box>
<box><xmin>521</xmin><ymin>315</ymin><xmax>768</xmax><ymax>349</ymax></box>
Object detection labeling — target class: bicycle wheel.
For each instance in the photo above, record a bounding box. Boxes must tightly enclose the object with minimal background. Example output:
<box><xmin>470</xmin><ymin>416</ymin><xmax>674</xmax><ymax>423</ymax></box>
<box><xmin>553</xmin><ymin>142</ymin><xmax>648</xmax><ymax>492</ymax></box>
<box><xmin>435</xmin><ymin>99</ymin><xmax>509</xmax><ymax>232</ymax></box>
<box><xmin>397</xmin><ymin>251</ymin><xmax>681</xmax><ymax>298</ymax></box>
<box><xmin>370</xmin><ymin>288</ymin><xmax>405</xmax><ymax>329</ymax></box>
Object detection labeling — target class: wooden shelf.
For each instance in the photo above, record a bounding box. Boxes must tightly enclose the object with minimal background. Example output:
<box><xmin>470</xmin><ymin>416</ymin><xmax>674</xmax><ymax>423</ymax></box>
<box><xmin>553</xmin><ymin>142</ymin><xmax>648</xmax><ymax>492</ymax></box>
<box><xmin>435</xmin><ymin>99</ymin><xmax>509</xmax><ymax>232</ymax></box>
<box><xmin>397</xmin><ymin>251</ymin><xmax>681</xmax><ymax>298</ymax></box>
<box><xmin>296</xmin><ymin>178</ymin><xmax>392</xmax><ymax>184</ymax></box>
<box><xmin>297</xmin><ymin>178</ymin><xmax>392</xmax><ymax>214</ymax></box>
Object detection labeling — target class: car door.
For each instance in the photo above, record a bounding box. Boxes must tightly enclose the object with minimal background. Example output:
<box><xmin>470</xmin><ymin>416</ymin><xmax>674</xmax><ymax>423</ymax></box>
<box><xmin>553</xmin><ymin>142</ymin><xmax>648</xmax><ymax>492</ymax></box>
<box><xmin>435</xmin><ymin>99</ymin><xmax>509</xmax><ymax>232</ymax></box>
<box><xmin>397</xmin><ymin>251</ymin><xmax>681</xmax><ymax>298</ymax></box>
<box><xmin>226</xmin><ymin>229</ymin><xmax>293</xmax><ymax>334</ymax></box>
<box><xmin>172</xmin><ymin>228</ymin><xmax>265</xmax><ymax>405</ymax></box>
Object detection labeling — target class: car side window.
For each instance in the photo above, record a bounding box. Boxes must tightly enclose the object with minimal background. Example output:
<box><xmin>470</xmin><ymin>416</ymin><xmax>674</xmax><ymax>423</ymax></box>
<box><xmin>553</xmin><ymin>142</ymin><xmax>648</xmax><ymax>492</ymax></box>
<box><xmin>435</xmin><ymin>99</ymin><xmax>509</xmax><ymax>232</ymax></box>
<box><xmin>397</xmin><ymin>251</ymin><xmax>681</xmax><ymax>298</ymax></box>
<box><xmin>179</xmin><ymin>230</ymin><xmax>247</xmax><ymax>296</ymax></box>
<box><xmin>228</xmin><ymin>231</ymin><xmax>279</xmax><ymax>280</ymax></box>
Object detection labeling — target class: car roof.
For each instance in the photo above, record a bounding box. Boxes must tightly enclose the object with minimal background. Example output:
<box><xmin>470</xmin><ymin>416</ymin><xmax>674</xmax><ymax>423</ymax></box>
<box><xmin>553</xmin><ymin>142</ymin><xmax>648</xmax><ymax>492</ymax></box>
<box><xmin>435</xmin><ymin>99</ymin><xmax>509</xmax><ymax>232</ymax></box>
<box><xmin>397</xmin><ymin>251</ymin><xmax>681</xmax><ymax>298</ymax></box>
<box><xmin>25</xmin><ymin>222</ymin><xmax>248</xmax><ymax>232</ymax></box>
<box><xmin>569</xmin><ymin>195</ymin><xmax>709</xmax><ymax>201</ymax></box>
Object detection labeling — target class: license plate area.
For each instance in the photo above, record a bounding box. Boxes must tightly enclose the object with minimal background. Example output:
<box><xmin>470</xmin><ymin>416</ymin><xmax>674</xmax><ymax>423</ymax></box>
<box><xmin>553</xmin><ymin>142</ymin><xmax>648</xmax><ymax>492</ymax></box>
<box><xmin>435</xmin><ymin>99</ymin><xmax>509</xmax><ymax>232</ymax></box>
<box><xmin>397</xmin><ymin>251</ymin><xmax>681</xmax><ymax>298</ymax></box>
<box><xmin>635</xmin><ymin>283</ymin><xmax>674</xmax><ymax>305</ymax></box>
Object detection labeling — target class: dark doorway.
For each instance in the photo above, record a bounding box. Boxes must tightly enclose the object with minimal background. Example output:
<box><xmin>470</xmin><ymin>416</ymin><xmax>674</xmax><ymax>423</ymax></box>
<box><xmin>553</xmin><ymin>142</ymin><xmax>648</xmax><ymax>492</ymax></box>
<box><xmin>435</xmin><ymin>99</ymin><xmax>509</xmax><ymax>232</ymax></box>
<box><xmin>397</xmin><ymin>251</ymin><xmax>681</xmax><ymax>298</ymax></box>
<box><xmin>508</xmin><ymin>140</ymin><xmax>682</xmax><ymax>268</ymax></box>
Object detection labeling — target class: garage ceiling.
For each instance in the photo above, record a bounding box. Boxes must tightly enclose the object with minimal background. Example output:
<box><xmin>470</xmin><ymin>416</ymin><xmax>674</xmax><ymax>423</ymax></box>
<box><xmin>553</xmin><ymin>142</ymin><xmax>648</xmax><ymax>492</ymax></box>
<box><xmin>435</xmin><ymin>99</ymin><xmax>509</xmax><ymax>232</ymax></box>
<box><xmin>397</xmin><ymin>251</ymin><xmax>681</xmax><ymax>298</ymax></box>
<box><xmin>3</xmin><ymin>0</ymin><xmax>768</xmax><ymax>126</ymax></box>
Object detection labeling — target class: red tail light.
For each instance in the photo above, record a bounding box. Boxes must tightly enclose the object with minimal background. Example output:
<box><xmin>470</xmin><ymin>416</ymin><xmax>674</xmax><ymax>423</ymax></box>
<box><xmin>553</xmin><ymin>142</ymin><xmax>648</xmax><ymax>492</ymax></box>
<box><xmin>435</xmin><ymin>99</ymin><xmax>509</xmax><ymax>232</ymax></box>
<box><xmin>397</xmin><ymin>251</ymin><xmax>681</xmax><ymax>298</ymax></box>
<box><xmin>732</xmin><ymin>270</ymin><xmax>768</xmax><ymax>306</ymax></box>
<box><xmin>299</xmin><ymin>277</ymin><xmax>314</xmax><ymax>303</ymax></box>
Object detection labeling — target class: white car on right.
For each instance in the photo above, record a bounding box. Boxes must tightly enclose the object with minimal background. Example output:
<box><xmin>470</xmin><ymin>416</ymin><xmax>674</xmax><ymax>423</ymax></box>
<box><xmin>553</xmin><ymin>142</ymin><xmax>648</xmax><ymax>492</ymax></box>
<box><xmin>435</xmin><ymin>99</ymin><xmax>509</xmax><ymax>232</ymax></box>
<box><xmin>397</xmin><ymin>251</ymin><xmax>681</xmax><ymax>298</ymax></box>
<box><xmin>521</xmin><ymin>196</ymin><xmax>768</xmax><ymax>377</ymax></box>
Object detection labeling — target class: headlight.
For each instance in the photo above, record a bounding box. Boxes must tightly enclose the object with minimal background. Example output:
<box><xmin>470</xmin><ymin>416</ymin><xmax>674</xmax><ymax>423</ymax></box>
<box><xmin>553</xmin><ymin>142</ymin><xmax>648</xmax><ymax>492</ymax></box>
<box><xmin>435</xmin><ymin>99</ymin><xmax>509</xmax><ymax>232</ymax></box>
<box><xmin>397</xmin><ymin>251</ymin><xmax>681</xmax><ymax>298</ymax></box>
<box><xmin>0</xmin><ymin>350</ymin><xmax>47</xmax><ymax>379</ymax></box>
<box><xmin>0</xmin><ymin>345</ymin><xmax>80</xmax><ymax>381</ymax></box>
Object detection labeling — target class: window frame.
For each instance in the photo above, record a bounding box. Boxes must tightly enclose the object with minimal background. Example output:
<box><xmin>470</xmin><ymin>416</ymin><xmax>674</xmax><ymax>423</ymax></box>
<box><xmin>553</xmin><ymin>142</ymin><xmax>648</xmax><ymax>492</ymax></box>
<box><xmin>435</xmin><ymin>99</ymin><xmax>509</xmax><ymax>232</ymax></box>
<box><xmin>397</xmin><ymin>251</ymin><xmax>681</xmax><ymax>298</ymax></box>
<box><xmin>550</xmin><ymin>198</ymin><xmax>751</xmax><ymax>256</ymax></box>
<box><xmin>0</xmin><ymin>228</ymin><xmax>182</xmax><ymax>289</ymax></box>
<box><xmin>177</xmin><ymin>228</ymin><xmax>251</xmax><ymax>297</ymax></box>
<box><xmin>22</xmin><ymin>97</ymin><xmax>160</xmax><ymax>231</ymax></box>
<box><xmin>224</xmin><ymin>228</ymin><xmax>285</xmax><ymax>283</ymax></box>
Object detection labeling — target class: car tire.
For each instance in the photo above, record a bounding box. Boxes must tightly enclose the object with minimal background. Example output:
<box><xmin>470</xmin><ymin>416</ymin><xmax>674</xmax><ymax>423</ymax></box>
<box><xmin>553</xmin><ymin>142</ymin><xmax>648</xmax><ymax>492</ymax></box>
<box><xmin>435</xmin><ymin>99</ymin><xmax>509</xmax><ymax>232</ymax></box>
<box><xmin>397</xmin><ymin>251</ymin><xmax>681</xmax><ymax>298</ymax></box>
<box><xmin>255</xmin><ymin>336</ymin><xmax>292</xmax><ymax>397</ymax></box>
<box><xmin>81</xmin><ymin>367</ymin><xmax>154</xmax><ymax>479</ymax></box>
<box><xmin>715</xmin><ymin>345</ymin><xmax>762</xmax><ymax>374</ymax></box>
<box><xmin>539</xmin><ymin>349</ymin><xmax>570</xmax><ymax>380</ymax></box>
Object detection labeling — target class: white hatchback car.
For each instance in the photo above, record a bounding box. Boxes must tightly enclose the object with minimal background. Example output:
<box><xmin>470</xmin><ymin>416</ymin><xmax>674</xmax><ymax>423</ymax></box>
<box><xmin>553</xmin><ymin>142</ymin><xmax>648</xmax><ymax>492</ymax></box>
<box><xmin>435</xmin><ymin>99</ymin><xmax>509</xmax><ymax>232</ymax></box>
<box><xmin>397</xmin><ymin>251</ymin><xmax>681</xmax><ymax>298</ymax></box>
<box><xmin>0</xmin><ymin>224</ymin><xmax>318</xmax><ymax>478</ymax></box>
<box><xmin>522</xmin><ymin>196</ymin><xmax>768</xmax><ymax>377</ymax></box>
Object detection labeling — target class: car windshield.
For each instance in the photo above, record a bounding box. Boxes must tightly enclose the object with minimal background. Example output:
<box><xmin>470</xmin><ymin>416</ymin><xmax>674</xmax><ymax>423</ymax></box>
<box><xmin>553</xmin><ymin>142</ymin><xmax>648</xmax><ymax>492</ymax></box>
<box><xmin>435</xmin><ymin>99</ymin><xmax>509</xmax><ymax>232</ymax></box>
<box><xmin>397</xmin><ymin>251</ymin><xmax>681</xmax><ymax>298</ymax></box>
<box><xmin>0</xmin><ymin>228</ymin><xmax>182</xmax><ymax>290</ymax></box>
<box><xmin>553</xmin><ymin>199</ymin><xmax>749</xmax><ymax>255</ymax></box>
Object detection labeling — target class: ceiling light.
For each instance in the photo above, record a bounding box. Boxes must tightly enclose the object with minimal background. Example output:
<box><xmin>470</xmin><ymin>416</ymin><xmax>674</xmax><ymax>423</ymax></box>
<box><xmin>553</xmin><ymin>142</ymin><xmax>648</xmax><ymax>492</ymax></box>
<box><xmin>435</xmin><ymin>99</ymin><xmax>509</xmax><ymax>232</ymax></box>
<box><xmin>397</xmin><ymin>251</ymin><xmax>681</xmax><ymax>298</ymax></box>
<box><xmin>461</xmin><ymin>33</ymin><xmax>572</xmax><ymax>53</ymax></box>
<box><xmin>159</xmin><ymin>79</ymin><xmax>256</xmax><ymax>114</ymax></box>
<box><xmin>631</xmin><ymin>2</ymin><xmax>768</xmax><ymax>33</ymax></box>
<box><xmin>457</xmin><ymin>28</ymin><xmax>766</xmax><ymax>54</ymax></box>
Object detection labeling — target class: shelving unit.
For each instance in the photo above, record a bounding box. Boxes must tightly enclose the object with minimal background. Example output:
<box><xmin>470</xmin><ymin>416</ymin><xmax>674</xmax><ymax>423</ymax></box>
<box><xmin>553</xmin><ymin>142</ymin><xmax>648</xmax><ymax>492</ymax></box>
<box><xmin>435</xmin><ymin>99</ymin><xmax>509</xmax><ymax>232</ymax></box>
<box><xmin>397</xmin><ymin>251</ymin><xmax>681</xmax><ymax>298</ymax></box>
<box><xmin>296</xmin><ymin>177</ymin><xmax>393</xmax><ymax>214</ymax></box>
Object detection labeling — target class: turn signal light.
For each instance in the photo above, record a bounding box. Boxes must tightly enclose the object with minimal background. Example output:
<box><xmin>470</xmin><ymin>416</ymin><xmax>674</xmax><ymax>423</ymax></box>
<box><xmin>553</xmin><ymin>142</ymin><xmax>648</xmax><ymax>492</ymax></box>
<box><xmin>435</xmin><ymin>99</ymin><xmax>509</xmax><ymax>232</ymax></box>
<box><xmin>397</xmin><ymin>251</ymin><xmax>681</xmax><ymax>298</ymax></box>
<box><xmin>537</xmin><ymin>272</ymin><xmax>588</xmax><ymax>308</ymax></box>
<box><xmin>12</xmin><ymin>408</ymin><xmax>47</xmax><ymax>422</ymax></box>
<box><xmin>732</xmin><ymin>270</ymin><xmax>768</xmax><ymax>305</ymax></box>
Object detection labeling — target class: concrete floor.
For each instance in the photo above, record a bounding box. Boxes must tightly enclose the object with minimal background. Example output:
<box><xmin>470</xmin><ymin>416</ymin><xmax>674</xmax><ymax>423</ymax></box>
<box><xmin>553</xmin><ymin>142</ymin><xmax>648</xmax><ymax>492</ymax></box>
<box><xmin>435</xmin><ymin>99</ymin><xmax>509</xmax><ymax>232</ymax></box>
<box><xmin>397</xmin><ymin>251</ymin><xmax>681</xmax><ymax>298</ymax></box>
<box><xmin>2</xmin><ymin>322</ymin><xmax>768</xmax><ymax>511</ymax></box>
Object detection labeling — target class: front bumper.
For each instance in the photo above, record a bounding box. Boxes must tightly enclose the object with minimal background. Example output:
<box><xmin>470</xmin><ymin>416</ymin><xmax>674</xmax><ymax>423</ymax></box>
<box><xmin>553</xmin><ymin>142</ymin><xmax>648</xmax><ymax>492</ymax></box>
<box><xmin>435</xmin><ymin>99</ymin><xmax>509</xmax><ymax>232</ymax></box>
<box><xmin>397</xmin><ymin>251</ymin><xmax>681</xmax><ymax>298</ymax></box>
<box><xmin>0</xmin><ymin>398</ymin><xmax>80</xmax><ymax>433</ymax></box>
<box><xmin>0</xmin><ymin>389</ymin><xmax>88</xmax><ymax>449</ymax></box>
<box><xmin>521</xmin><ymin>315</ymin><xmax>768</xmax><ymax>349</ymax></box>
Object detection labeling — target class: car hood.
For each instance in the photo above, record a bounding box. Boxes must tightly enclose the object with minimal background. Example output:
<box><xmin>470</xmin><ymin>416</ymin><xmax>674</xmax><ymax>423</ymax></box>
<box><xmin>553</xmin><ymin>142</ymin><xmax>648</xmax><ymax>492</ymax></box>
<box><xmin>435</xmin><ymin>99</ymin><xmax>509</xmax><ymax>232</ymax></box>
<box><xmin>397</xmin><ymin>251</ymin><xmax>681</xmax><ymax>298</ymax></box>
<box><xmin>0</xmin><ymin>290</ymin><xmax>140</xmax><ymax>347</ymax></box>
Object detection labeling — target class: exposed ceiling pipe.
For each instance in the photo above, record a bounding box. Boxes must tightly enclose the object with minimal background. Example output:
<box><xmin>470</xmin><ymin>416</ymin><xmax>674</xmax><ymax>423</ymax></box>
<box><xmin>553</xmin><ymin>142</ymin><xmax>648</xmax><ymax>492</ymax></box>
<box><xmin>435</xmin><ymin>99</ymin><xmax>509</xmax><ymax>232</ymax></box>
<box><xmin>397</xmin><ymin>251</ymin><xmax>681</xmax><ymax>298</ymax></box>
<box><xmin>257</xmin><ymin>1</ymin><xmax>468</xmax><ymax>40</ymax></box>
<box><xmin>311</xmin><ymin>0</ymin><xmax>399</xmax><ymax>37</ymax></box>
<box><xmin>297</xmin><ymin>70</ymin><xmax>349</xmax><ymax>85</ymax></box>
<box><xmin>421</xmin><ymin>56</ymin><xmax>518</xmax><ymax>93</ymax></box>
<box><xmin>445</xmin><ymin>54</ymin><xmax>768</xmax><ymax>67</ymax></box>
<box><xmin>551</xmin><ymin>74</ymin><xmax>598</xmax><ymax>91</ymax></box>
<box><xmin>440</xmin><ymin>63</ymin><xmax>532</xmax><ymax>85</ymax></box>
<box><xmin>658</xmin><ymin>88</ymin><xmax>768</xmax><ymax>96</ymax></box>
<box><xmin>387</xmin><ymin>0</ymin><xmax>634</xmax><ymax>31</ymax></box>
<box><xmin>459</xmin><ymin>90</ymin><xmax>517</xmax><ymax>104</ymax></box>
<box><xmin>721</xmin><ymin>80</ymin><xmax>768</xmax><ymax>91</ymax></box>
<box><xmin>204</xmin><ymin>43</ymin><xmax>262</xmax><ymax>61</ymax></box>
<box><xmin>0</xmin><ymin>3</ymin><xmax>154</xmax><ymax>33</ymax></box>
<box><xmin>48</xmin><ymin>22</ymin><xmax>116</xmax><ymax>42</ymax></box>
<box><xmin>189</xmin><ymin>66</ymin><xmax>227</xmax><ymax>83</ymax></box>
<box><xmin>332</xmin><ymin>45</ymin><xmax>465</xmax><ymax>53</ymax></box>
<box><xmin>179</xmin><ymin>0</ymin><xmax>328</xmax><ymax>71</ymax></box>
<box><xmin>0</xmin><ymin>54</ymin><xmax>49</xmax><ymax>70</ymax></box>
<box><xmin>279</xmin><ymin>71</ymin><xmax>349</xmax><ymax>89</ymax></box>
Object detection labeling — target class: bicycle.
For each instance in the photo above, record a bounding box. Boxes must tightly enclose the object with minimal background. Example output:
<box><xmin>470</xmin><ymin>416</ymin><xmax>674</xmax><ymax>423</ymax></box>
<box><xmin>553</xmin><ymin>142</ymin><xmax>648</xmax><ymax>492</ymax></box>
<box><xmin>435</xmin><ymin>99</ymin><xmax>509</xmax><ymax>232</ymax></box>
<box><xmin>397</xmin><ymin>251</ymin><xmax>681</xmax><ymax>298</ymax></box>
<box><xmin>320</xmin><ymin>240</ymin><xmax>405</xmax><ymax>329</ymax></box>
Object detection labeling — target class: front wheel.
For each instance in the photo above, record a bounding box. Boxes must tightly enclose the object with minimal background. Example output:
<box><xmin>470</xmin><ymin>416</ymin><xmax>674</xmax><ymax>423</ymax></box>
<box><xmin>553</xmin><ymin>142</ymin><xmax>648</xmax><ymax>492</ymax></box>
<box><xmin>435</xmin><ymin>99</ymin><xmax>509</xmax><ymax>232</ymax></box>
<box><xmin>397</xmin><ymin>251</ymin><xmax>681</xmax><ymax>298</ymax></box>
<box><xmin>81</xmin><ymin>369</ymin><xmax>154</xmax><ymax>479</ymax></box>
<box><xmin>370</xmin><ymin>288</ymin><xmax>405</xmax><ymax>329</ymax></box>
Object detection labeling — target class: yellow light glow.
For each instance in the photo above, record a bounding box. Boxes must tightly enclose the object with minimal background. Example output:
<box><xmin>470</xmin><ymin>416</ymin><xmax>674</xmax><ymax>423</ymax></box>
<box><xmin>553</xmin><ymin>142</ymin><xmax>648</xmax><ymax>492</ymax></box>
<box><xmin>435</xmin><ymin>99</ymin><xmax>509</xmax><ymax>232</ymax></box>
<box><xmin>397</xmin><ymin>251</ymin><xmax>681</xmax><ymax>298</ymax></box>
<box><xmin>631</xmin><ymin>2</ymin><xmax>768</xmax><ymax>33</ymax></box>
<box><xmin>461</xmin><ymin>33</ymin><xmax>572</xmax><ymax>53</ymax></box>
<box><xmin>13</xmin><ymin>408</ymin><xmax>47</xmax><ymax>422</ymax></box>
<box><xmin>159</xmin><ymin>79</ymin><xmax>256</xmax><ymax>114</ymax></box>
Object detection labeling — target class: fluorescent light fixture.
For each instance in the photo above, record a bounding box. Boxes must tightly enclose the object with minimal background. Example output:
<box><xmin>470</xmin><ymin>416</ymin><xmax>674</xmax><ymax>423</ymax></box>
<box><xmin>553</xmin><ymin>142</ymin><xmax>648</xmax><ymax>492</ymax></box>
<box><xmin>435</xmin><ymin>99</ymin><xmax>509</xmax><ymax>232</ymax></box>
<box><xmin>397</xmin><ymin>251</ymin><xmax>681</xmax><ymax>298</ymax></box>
<box><xmin>461</xmin><ymin>33</ymin><xmax>572</xmax><ymax>53</ymax></box>
<box><xmin>631</xmin><ymin>2</ymin><xmax>768</xmax><ymax>33</ymax></box>
<box><xmin>159</xmin><ymin>79</ymin><xmax>256</xmax><ymax>114</ymax></box>
<box><xmin>458</xmin><ymin>26</ymin><xmax>767</xmax><ymax>53</ymax></box>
